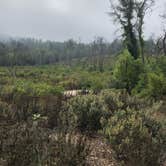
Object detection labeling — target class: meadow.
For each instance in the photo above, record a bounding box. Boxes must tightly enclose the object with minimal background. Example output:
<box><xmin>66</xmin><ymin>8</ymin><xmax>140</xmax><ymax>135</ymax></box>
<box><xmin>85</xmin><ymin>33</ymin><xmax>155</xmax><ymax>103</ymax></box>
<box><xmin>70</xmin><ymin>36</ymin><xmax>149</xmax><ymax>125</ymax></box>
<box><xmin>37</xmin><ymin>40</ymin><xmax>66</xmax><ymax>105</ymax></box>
<box><xmin>0</xmin><ymin>52</ymin><xmax>166</xmax><ymax>166</ymax></box>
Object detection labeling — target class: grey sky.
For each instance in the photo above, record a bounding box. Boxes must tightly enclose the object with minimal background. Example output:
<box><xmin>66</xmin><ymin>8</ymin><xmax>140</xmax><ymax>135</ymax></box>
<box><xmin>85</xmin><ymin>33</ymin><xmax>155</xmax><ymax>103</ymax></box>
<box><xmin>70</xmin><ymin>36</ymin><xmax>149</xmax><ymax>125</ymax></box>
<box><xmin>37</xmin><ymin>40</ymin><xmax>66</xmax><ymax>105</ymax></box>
<box><xmin>0</xmin><ymin>0</ymin><xmax>165</xmax><ymax>42</ymax></box>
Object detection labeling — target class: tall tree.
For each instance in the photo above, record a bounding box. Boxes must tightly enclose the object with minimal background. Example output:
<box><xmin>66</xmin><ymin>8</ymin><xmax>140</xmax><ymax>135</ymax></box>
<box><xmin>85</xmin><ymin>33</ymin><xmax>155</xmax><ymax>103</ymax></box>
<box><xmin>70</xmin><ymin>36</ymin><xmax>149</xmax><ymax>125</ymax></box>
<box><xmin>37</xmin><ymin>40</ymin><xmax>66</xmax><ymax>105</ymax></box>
<box><xmin>95</xmin><ymin>37</ymin><xmax>106</xmax><ymax>72</ymax></box>
<box><xmin>90</xmin><ymin>40</ymin><xmax>98</xmax><ymax>70</ymax></box>
<box><xmin>160</xmin><ymin>7</ymin><xmax>166</xmax><ymax>56</ymax></box>
<box><xmin>64</xmin><ymin>39</ymin><xmax>75</xmax><ymax>65</ymax></box>
<box><xmin>109</xmin><ymin>0</ymin><xmax>139</xmax><ymax>59</ymax></box>
<box><xmin>109</xmin><ymin>0</ymin><xmax>154</xmax><ymax>61</ymax></box>
<box><xmin>136</xmin><ymin>0</ymin><xmax>154</xmax><ymax>63</ymax></box>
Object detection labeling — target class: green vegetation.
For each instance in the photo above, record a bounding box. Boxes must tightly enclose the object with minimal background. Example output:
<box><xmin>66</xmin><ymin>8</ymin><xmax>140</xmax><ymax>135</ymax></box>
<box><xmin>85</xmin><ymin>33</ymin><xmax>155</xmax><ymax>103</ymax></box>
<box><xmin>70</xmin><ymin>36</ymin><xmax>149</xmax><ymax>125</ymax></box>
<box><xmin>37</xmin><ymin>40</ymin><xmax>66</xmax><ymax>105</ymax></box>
<box><xmin>65</xmin><ymin>94</ymin><xmax>108</xmax><ymax>132</ymax></box>
<box><xmin>102</xmin><ymin>98</ymin><xmax>164</xmax><ymax>166</ymax></box>
<box><xmin>111</xmin><ymin>50</ymin><xmax>145</xmax><ymax>92</ymax></box>
<box><xmin>0</xmin><ymin>0</ymin><xmax>166</xmax><ymax>165</ymax></box>
<box><xmin>0</xmin><ymin>54</ymin><xmax>165</xmax><ymax>165</ymax></box>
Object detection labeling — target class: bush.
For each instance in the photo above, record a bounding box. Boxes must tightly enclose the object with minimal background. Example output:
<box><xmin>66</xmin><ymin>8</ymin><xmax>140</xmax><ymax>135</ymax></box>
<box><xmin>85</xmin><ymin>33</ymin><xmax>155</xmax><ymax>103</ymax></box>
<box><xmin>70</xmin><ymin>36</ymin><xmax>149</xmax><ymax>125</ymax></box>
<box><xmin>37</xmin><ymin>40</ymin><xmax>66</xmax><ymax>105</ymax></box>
<box><xmin>90</xmin><ymin>75</ymin><xmax>108</xmax><ymax>93</ymax></box>
<box><xmin>65</xmin><ymin>95</ymin><xmax>108</xmax><ymax>132</ymax></box>
<box><xmin>147</xmin><ymin>73</ymin><xmax>166</xmax><ymax>98</ymax></box>
<box><xmin>133</xmin><ymin>72</ymin><xmax>166</xmax><ymax>99</ymax></box>
<box><xmin>0</xmin><ymin>123</ymin><xmax>90</xmax><ymax>166</ymax></box>
<box><xmin>13</xmin><ymin>80</ymin><xmax>63</xmax><ymax>97</ymax></box>
<box><xmin>0</xmin><ymin>103</ymin><xmax>90</xmax><ymax>166</ymax></box>
<box><xmin>102</xmin><ymin>103</ymin><xmax>165</xmax><ymax>166</ymax></box>
<box><xmin>100</xmin><ymin>90</ymin><xmax>123</xmax><ymax>113</ymax></box>
<box><xmin>101</xmin><ymin>89</ymin><xmax>152</xmax><ymax>112</ymax></box>
<box><xmin>143</xmin><ymin>56</ymin><xmax>166</xmax><ymax>77</ymax></box>
<box><xmin>112</xmin><ymin>50</ymin><xmax>145</xmax><ymax>93</ymax></box>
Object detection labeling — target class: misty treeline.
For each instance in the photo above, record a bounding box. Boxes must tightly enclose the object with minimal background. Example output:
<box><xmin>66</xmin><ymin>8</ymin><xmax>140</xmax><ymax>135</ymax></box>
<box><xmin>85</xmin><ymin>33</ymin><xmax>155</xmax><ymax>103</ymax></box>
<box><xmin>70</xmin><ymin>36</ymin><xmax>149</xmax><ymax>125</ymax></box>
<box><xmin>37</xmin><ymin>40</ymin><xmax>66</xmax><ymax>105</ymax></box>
<box><xmin>0</xmin><ymin>1</ymin><xmax>165</xmax><ymax>68</ymax></box>
<box><xmin>0</xmin><ymin>38</ymin><xmax>118</xmax><ymax>66</ymax></box>
<box><xmin>0</xmin><ymin>36</ymin><xmax>160</xmax><ymax>67</ymax></box>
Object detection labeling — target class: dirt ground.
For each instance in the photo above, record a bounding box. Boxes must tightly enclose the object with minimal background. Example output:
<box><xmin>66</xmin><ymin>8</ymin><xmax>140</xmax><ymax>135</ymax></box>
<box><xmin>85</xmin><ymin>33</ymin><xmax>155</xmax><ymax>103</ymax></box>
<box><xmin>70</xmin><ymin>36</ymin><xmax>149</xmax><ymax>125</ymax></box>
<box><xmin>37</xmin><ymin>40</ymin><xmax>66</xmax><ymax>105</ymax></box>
<box><xmin>86</xmin><ymin>134</ymin><xmax>119</xmax><ymax>166</ymax></box>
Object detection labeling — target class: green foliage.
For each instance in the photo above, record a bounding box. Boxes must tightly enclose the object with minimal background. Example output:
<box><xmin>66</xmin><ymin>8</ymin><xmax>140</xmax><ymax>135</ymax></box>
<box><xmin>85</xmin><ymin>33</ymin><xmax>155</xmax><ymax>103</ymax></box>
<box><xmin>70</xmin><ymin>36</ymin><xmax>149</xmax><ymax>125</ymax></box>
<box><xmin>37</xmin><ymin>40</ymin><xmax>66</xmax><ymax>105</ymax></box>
<box><xmin>0</xmin><ymin>55</ymin><xmax>165</xmax><ymax>166</ymax></box>
<box><xmin>110</xmin><ymin>0</ymin><xmax>139</xmax><ymax>59</ymax></box>
<box><xmin>13</xmin><ymin>80</ymin><xmax>63</xmax><ymax>97</ymax></box>
<box><xmin>100</xmin><ymin>89</ymin><xmax>154</xmax><ymax>116</ymax></box>
<box><xmin>59</xmin><ymin>71</ymin><xmax>109</xmax><ymax>92</ymax></box>
<box><xmin>133</xmin><ymin>72</ymin><xmax>166</xmax><ymax>99</ymax></box>
<box><xmin>155</xmin><ymin>56</ymin><xmax>166</xmax><ymax>76</ymax></box>
<box><xmin>143</xmin><ymin>56</ymin><xmax>166</xmax><ymax>76</ymax></box>
<box><xmin>146</xmin><ymin>73</ymin><xmax>166</xmax><ymax>98</ymax></box>
<box><xmin>102</xmin><ymin>103</ymin><xmax>165</xmax><ymax>166</ymax></box>
<box><xmin>132</xmin><ymin>56</ymin><xmax>166</xmax><ymax>98</ymax></box>
<box><xmin>65</xmin><ymin>95</ymin><xmax>108</xmax><ymax>132</ymax></box>
<box><xmin>112</xmin><ymin>50</ymin><xmax>144</xmax><ymax>92</ymax></box>
<box><xmin>90</xmin><ymin>74</ymin><xmax>108</xmax><ymax>93</ymax></box>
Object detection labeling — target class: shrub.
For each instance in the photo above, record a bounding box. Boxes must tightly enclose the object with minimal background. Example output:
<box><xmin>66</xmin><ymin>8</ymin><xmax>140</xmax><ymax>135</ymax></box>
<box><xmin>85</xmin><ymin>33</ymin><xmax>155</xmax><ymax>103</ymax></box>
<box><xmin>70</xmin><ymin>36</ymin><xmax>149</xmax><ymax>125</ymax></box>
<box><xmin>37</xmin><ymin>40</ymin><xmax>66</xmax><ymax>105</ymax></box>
<box><xmin>50</xmin><ymin>132</ymin><xmax>90</xmax><ymax>166</ymax></box>
<box><xmin>90</xmin><ymin>75</ymin><xmax>108</xmax><ymax>93</ymax></box>
<box><xmin>102</xmin><ymin>103</ymin><xmax>165</xmax><ymax>166</ymax></box>
<box><xmin>147</xmin><ymin>73</ymin><xmax>166</xmax><ymax>98</ymax></box>
<box><xmin>0</xmin><ymin>80</ymin><xmax>64</xmax><ymax>122</ymax></box>
<box><xmin>0</xmin><ymin>103</ymin><xmax>90</xmax><ymax>166</ymax></box>
<box><xmin>101</xmin><ymin>89</ymin><xmax>152</xmax><ymax>112</ymax></box>
<box><xmin>155</xmin><ymin>56</ymin><xmax>166</xmax><ymax>76</ymax></box>
<box><xmin>133</xmin><ymin>72</ymin><xmax>166</xmax><ymax>99</ymax></box>
<box><xmin>0</xmin><ymin>123</ymin><xmax>90</xmax><ymax>166</ymax></box>
<box><xmin>112</xmin><ymin>50</ymin><xmax>145</xmax><ymax>93</ymax></box>
<box><xmin>65</xmin><ymin>95</ymin><xmax>108</xmax><ymax>132</ymax></box>
<box><xmin>13</xmin><ymin>80</ymin><xmax>63</xmax><ymax>97</ymax></box>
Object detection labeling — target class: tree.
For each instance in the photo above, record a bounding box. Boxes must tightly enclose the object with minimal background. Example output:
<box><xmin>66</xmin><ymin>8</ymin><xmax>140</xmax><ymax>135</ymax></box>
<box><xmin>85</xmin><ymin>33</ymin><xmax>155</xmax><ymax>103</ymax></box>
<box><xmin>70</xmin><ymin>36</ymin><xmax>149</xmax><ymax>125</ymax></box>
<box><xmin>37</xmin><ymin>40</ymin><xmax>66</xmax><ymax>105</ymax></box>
<box><xmin>109</xmin><ymin>0</ymin><xmax>139</xmax><ymax>59</ymax></box>
<box><xmin>95</xmin><ymin>37</ymin><xmax>107</xmax><ymax>72</ymax></box>
<box><xmin>136</xmin><ymin>0</ymin><xmax>154</xmax><ymax>63</ymax></box>
<box><xmin>156</xmin><ymin>10</ymin><xmax>166</xmax><ymax>56</ymax></box>
<box><xmin>90</xmin><ymin>39</ymin><xmax>98</xmax><ymax>70</ymax></box>
<box><xmin>159</xmin><ymin>7</ymin><xmax>166</xmax><ymax>56</ymax></box>
<box><xmin>144</xmin><ymin>36</ymin><xmax>156</xmax><ymax>56</ymax></box>
<box><xmin>109</xmin><ymin>39</ymin><xmax>123</xmax><ymax>55</ymax></box>
<box><xmin>64</xmin><ymin>39</ymin><xmax>76</xmax><ymax>66</ymax></box>
<box><xmin>112</xmin><ymin>50</ymin><xmax>144</xmax><ymax>93</ymax></box>
<box><xmin>109</xmin><ymin>0</ymin><xmax>154</xmax><ymax>61</ymax></box>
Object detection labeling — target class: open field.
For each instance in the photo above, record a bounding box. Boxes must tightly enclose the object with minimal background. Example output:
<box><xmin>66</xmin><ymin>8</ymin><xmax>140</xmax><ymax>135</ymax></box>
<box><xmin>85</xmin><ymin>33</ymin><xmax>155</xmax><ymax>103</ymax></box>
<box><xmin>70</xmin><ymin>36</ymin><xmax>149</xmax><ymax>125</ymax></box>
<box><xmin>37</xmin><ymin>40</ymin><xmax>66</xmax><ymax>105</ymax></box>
<box><xmin>0</xmin><ymin>56</ymin><xmax>166</xmax><ymax>165</ymax></box>
<box><xmin>1</xmin><ymin>0</ymin><xmax>166</xmax><ymax>165</ymax></box>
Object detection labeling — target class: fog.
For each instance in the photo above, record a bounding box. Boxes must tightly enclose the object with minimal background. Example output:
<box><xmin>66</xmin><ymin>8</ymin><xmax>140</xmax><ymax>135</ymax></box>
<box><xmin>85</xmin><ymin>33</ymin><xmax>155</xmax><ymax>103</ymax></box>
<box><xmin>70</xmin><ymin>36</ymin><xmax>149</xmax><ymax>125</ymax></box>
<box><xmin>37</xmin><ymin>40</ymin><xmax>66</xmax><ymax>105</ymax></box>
<box><xmin>0</xmin><ymin>0</ymin><xmax>165</xmax><ymax>42</ymax></box>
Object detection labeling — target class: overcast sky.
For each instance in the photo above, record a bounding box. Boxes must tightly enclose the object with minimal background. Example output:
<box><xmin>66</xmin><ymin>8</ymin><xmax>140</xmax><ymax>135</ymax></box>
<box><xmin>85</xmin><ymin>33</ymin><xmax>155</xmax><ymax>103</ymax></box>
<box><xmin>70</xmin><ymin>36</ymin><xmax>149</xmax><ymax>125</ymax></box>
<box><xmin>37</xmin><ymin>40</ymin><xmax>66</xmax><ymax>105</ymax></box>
<box><xmin>0</xmin><ymin>0</ymin><xmax>165</xmax><ymax>42</ymax></box>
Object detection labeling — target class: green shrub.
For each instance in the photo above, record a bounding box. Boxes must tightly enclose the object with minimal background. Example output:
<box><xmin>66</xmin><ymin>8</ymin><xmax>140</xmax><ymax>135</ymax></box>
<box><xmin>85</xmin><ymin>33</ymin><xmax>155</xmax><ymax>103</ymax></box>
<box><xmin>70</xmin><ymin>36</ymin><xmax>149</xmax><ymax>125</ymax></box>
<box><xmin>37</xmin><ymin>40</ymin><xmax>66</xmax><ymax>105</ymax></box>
<box><xmin>112</xmin><ymin>50</ymin><xmax>145</xmax><ymax>92</ymax></box>
<box><xmin>90</xmin><ymin>75</ymin><xmax>109</xmax><ymax>93</ymax></box>
<box><xmin>102</xmin><ymin>103</ymin><xmax>165</xmax><ymax>166</ymax></box>
<box><xmin>101</xmin><ymin>89</ymin><xmax>152</xmax><ymax>112</ymax></box>
<box><xmin>133</xmin><ymin>72</ymin><xmax>166</xmax><ymax>99</ymax></box>
<box><xmin>155</xmin><ymin>56</ymin><xmax>166</xmax><ymax>76</ymax></box>
<box><xmin>132</xmin><ymin>73</ymin><xmax>148</xmax><ymax>96</ymax></box>
<box><xmin>13</xmin><ymin>80</ymin><xmax>63</xmax><ymax>97</ymax></box>
<box><xmin>60</xmin><ymin>77</ymin><xmax>80</xmax><ymax>90</ymax></box>
<box><xmin>147</xmin><ymin>73</ymin><xmax>166</xmax><ymax>98</ymax></box>
<box><xmin>65</xmin><ymin>95</ymin><xmax>108</xmax><ymax>132</ymax></box>
<box><xmin>141</xmin><ymin>56</ymin><xmax>166</xmax><ymax>77</ymax></box>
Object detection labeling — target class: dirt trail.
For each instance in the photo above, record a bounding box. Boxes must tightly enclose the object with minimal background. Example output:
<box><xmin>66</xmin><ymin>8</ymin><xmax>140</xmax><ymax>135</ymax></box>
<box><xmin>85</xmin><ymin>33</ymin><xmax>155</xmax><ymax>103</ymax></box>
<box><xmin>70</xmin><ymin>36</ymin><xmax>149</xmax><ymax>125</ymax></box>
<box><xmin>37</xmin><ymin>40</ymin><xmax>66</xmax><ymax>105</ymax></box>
<box><xmin>87</xmin><ymin>135</ymin><xmax>119</xmax><ymax>166</ymax></box>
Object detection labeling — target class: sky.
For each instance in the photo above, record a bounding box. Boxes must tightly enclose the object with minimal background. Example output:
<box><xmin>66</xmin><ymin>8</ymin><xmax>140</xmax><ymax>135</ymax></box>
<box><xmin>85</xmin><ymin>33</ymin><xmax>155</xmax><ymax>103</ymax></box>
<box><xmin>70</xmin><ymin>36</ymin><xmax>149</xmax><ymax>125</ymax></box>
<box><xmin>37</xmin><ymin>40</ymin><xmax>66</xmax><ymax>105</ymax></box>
<box><xmin>0</xmin><ymin>0</ymin><xmax>165</xmax><ymax>42</ymax></box>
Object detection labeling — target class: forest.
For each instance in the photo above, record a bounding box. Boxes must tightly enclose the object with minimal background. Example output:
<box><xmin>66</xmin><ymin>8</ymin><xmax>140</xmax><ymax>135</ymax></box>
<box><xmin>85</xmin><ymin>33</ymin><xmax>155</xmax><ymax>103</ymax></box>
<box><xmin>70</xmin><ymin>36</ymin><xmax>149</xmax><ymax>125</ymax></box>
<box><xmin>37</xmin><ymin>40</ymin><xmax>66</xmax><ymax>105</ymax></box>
<box><xmin>0</xmin><ymin>0</ymin><xmax>166</xmax><ymax>166</ymax></box>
